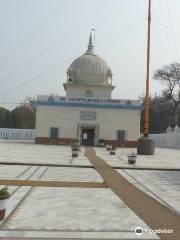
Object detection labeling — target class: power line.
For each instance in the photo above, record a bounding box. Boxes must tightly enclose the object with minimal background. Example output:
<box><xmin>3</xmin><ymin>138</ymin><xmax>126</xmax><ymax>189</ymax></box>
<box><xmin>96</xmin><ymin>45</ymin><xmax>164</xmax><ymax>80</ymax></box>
<box><xmin>0</xmin><ymin>19</ymin><xmax>147</xmax><ymax>97</ymax></box>
<box><xmin>0</xmin><ymin>0</ymin><xmax>67</xmax><ymax>67</ymax></box>
<box><xmin>152</xmin><ymin>18</ymin><xmax>180</xmax><ymax>36</ymax></box>
<box><xmin>165</xmin><ymin>0</ymin><xmax>179</xmax><ymax>61</ymax></box>
<box><xmin>0</xmin><ymin>54</ymin><xmax>82</xmax><ymax>98</ymax></box>
<box><xmin>0</xmin><ymin>0</ymin><xmax>110</xmax><ymax>88</ymax></box>
<box><xmin>156</xmin><ymin>0</ymin><xmax>174</xmax><ymax>61</ymax></box>
<box><xmin>152</xmin><ymin>22</ymin><xmax>166</xmax><ymax>66</ymax></box>
<box><xmin>97</xmin><ymin>18</ymin><xmax>146</xmax><ymax>47</ymax></box>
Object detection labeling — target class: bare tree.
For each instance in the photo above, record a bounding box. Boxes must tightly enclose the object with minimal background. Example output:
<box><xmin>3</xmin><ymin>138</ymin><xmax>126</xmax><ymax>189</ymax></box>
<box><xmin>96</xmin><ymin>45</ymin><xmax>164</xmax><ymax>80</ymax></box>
<box><xmin>153</xmin><ymin>62</ymin><xmax>180</xmax><ymax>124</ymax></box>
<box><xmin>22</xmin><ymin>97</ymin><xmax>36</xmax><ymax>114</ymax></box>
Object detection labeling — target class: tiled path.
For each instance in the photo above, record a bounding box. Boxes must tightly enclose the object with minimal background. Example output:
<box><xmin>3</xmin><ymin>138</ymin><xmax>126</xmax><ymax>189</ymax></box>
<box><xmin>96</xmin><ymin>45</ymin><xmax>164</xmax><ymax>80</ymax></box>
<box><xmin>85</xmin><ymin>147</ymin><xmax>180</xmax><ymax>240</ymax></box>
<box><xmin>0</xmin><ymin>140</ymin><xmax>180</xmax><ymax>239</ymax></box>
<box><xmin>96</xmin><ymin>147</ymin><xmax>180</xmax><ymax>215</ymax></box>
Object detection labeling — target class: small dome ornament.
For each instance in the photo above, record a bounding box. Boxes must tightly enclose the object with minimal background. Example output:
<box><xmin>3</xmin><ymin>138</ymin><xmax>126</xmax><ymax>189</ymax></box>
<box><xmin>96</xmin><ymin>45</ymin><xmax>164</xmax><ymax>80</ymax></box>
<box><xmin>174</xmin><ymin>124</ymin><xmax>180</xmax><ymax>133</ymax></box>
<box><xmin>106</xmin><ymin>67</ymin><xmax>112</xmax><ymax>84</ymax></box>
<box><xmin>67</xmin><ymin>67</ymin><xmax>73</xmax><ymax>82</ymax></box>
<box><xmin>166</xmin><ymin>125</ymin><xmax>173</xmax><ymax>133</ymax></box>
<box><xmin>107</xmin><ymin>67</ymin><xmax>112</xmax><ymax>77</ymax></box>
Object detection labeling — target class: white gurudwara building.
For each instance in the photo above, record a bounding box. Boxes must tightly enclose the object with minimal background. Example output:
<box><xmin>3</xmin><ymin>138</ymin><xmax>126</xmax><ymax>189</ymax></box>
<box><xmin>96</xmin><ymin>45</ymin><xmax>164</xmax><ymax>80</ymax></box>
<box><xmin>35</xmin><ymin>34</ymin><xmax>141</xmax><ymax>147</ymax></box>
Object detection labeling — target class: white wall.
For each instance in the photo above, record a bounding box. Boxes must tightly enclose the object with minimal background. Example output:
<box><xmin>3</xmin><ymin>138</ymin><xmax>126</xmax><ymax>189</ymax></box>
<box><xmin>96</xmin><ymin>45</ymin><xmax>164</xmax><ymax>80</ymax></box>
<box><xmin>0</xmin><ymin>128</ymin><xmax>35</xmax><ymax>140</ymax></box>
<box><xmin>149</xmin><ymin>132</ymin><xmax>180</xmax><ymax>149</ymax></box>
<box><xmin>64</xmin><ymin>83</ymin><xmax>114</xmax><ymax>98</ymax></box>
<box><xmin>36</xmin><ymin>105</ymin><xmax>140</xmax><ymax>141</ymax></box>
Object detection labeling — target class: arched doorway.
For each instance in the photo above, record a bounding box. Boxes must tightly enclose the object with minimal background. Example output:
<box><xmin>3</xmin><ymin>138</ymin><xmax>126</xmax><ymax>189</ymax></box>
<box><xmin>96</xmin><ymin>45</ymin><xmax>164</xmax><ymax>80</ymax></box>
<box><xmin>81</xmin><ymin>128</ymin><xmax>95</xmax><ymax>146</ymax></box>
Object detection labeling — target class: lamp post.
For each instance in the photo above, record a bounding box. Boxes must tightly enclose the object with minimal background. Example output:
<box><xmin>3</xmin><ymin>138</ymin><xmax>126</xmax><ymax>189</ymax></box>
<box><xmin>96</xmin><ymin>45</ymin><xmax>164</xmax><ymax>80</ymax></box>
<box><xmin>137</xmin><ymin>0</ymin><xmax>155</xmax><ymax>155</ymax></box>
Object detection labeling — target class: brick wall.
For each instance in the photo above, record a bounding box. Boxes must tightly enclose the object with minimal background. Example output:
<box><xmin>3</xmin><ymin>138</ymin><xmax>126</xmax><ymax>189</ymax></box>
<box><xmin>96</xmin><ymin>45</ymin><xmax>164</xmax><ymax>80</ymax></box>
<box><xmin>35</xmin><ymin>137</ymin><xmax>137</xmax><ymax>147</ymax></box>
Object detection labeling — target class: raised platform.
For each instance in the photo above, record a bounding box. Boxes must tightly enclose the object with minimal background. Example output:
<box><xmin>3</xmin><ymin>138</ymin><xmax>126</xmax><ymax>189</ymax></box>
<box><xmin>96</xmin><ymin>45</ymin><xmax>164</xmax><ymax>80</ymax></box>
<box><xmin>137</xmin><ymin>136</ymin><xmax>155</xmax><ymax>155</ymax></box>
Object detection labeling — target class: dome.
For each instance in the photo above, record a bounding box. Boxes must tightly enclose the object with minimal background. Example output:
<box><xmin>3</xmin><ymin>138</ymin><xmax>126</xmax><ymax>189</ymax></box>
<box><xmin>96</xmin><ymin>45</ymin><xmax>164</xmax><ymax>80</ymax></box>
<box><xmin>67</xmin><ymin>33</ymin><xmax>112</xmax><ymax>86</ymax></box>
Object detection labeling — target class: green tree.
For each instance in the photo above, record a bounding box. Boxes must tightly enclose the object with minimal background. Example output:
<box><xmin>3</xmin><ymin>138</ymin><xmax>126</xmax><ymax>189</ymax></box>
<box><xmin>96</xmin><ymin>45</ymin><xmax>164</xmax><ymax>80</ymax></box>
<box><xmin>140</xmin><ymin>95</ymin><xmax>176</xmax><ymax>134</ymax></box>
<box><xmin>0</xmin><ymin>107</ymin><xmax>11</xmax><ymax>128</ymax></box>
<box><xmin>0</xmin><ymin>98</ymin><xmax>36</xmax><ymax>129</ymax></box>
<box><xmin>11</xmin><ymin>99</ymin><xmax>36</xmax><ymax>129</ymax></box>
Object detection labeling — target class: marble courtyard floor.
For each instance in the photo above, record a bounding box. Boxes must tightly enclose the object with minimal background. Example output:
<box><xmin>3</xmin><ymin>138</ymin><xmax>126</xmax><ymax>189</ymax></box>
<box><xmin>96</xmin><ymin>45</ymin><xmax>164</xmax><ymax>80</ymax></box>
<box><xmin>0</xmin><ymin>140</ymin><xmax>180</xmax><ymax>239</ymax></box>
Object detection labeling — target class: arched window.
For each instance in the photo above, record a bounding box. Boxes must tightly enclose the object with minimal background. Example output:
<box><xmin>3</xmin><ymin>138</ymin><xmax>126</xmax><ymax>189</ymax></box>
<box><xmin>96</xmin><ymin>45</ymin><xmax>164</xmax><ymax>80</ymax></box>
<box><xmin>85</xmin><ymin>90</ymin><xmax>93</xmax><ymax>98</ymax></box>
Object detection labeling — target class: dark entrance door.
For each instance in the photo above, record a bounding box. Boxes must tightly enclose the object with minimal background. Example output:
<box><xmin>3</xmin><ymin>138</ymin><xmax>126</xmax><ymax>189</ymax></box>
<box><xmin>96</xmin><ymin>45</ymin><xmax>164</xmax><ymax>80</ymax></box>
<box><xmin>82</xmin><ymin>129</ymin><xmax>95</xmax><ymax>146</ymax></box>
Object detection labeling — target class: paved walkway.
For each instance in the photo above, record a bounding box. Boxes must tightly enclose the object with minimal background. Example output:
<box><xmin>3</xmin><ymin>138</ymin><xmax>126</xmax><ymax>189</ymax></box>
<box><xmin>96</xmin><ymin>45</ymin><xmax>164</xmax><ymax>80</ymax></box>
<box><xmin>95</xmin><ymin>147</ymin><xmax>180</xmax><ymax>169</ymax></box>
<box><xmin>85</xmin><ymin>147</ymin><xmax>180</xmax><ymax>240</ymax></box>
<box><xmin>0</xmin><ymin>140</ymin><xmax>180</xmax><ymax>239</ymax></box>
<box><xmin>96</xmin><ymin>147</ymin><xmax>180</xmax><ymax>214</ymax></box>
<box><xmin>1</xmin><ymin>141</ymin><xmax>157</xmax><ymax>239</ymax></box>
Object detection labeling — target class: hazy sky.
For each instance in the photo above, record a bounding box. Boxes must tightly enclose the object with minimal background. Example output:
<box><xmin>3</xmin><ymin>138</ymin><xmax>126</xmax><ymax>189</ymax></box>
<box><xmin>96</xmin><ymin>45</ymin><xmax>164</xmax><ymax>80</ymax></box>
<box><xmin>0</xmin><ymin>0</ymin><xmax>180</xmax><ymax>109</ymax></box>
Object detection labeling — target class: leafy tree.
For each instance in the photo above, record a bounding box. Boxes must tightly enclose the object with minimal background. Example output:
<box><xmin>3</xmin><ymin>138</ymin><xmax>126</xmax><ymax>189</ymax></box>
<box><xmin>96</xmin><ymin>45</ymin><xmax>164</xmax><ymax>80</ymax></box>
<box><xmin>10</xmin><ymin>98</ymin><xmax>36</xmax><ymax>129</ymax></box>
<box><xmin>140</xmin><ymin>94</ymin><xmax>177</xmax><ymax>134</ymax></box>
<box><xmin>0</xmin><ymin>107</ymin><xmax>11</xmax><ymax>128</ymax></box>
<box><xmin>0</xmin><ymin>98</ymin><xmax>36</xmax><ymax>129</ymax></box>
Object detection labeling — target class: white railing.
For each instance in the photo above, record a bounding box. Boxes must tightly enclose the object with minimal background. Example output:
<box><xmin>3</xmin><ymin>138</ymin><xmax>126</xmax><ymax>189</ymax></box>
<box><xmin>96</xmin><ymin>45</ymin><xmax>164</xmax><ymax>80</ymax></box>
<box><xmin>37</xmin><ymin>95</ymin><xmax>141</xmax><ymax>106</ymax></box>
<box><xmin>0</xmin><ymin>128</ymin><xmax>35</xmax><ymax>140</ymax></box>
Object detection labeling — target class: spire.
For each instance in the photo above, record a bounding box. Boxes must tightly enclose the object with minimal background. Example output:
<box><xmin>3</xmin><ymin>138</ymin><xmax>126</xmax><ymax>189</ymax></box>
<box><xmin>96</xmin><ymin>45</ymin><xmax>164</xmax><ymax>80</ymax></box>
<box><xmin>86</xmin><ymin>32</ymin><xmax>95</xmax><ymax>55</ymax></box>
